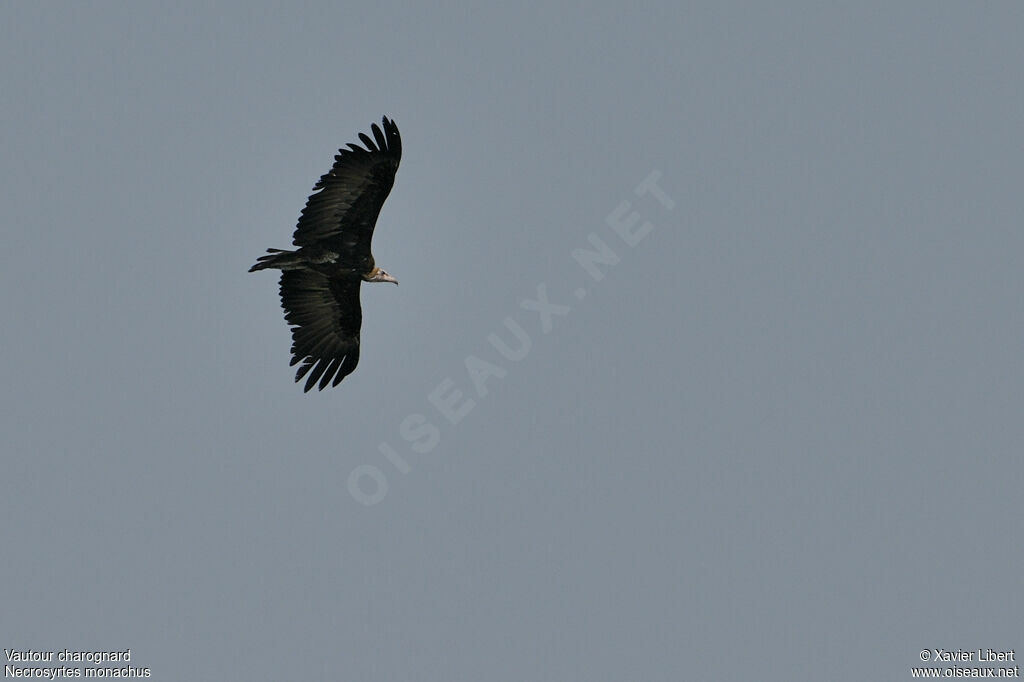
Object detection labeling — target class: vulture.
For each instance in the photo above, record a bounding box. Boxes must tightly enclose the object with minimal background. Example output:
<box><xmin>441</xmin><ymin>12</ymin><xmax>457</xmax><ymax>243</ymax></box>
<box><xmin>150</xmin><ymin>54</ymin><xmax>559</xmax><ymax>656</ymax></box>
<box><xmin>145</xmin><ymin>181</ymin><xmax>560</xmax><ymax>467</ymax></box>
<box><xmin>249</xmin><ymin>116</ymin><xmax>402</xmax><ymax>392</ymax></box>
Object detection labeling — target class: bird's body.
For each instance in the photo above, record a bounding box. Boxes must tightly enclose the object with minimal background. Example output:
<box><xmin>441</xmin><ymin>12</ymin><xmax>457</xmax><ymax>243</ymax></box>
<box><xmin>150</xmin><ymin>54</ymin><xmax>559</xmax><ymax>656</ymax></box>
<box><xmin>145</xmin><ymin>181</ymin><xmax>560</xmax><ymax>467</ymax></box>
<box><xmin>249</xmin><ymin>116</ymin><xmax>402</xmax><ymax>392</ymax></box>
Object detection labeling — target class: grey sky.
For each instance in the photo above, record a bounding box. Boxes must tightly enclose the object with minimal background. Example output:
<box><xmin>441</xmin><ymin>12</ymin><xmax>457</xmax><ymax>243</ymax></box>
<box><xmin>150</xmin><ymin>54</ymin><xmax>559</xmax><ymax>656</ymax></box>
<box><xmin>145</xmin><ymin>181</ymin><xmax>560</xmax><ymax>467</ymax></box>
<box><xmin>2</xmin><ymin>3</ymin><xmax>1022</xmax><ymax>681</ymax></box>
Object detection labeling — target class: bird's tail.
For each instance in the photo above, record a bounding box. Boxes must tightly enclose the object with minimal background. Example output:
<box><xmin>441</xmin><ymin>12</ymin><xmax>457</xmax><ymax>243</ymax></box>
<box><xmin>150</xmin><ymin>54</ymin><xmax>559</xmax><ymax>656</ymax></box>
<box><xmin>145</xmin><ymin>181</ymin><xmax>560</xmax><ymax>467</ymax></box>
<box><xmin>249</xmin><ymin>248</ymin><xmax>303</xmax><ymax>272</ymax></box>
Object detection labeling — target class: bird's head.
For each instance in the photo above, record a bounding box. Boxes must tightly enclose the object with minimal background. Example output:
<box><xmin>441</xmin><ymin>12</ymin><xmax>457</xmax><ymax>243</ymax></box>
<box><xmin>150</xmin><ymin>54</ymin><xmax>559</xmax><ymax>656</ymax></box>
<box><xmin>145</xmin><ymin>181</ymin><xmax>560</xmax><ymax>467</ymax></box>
<box><xmin>364</xmin><ymin>267</ymin><xmax>398</xmax><ymax>285</ymax></box>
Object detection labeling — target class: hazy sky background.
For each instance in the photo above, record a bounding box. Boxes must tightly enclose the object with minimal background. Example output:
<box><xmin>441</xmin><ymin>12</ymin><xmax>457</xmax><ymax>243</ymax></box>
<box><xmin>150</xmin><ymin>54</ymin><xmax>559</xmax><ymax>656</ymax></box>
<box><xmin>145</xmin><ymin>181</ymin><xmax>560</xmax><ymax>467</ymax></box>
<box><xmin>2</xmin><ymin>3</ymin><xmax>1022</xmax><ymax>680</ymax></box>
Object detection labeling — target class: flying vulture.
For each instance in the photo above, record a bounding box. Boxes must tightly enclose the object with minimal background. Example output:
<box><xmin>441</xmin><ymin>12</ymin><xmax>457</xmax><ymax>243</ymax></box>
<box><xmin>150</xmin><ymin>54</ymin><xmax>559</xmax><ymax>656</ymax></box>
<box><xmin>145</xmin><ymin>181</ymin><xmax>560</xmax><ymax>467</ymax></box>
<box><xmin>250</xmin><ymin>116</ymin><xmax>402</xmax><ymax>392</ymax></box>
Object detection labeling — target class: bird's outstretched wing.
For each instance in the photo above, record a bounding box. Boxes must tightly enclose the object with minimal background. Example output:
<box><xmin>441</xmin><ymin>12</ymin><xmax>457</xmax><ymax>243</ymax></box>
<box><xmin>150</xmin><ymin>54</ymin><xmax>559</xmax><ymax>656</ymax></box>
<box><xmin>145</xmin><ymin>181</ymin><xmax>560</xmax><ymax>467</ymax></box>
<box><xmin>279</xmin><ymin>270</ymin><xmax>363</xmax><ymax>392</ymax></box>
<box><xmin>291</xmin><ymin>116</ymin><xmax>402</xmax><ymax>267</ymax></box>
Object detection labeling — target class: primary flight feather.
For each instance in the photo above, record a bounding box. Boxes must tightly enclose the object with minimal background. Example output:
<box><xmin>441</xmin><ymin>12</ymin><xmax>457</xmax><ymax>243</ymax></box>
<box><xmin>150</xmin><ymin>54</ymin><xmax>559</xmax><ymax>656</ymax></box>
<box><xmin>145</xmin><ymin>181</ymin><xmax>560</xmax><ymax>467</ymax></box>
<box><xmin>250</xmin><ymin>116</ymin><xmax>402</xmax><ymax>392</ymax></box>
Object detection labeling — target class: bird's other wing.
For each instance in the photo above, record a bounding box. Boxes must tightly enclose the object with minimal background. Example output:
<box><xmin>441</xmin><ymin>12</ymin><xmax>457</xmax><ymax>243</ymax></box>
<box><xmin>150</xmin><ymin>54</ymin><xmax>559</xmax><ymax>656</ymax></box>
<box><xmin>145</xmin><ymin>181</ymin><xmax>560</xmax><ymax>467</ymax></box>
<box><xmin>291</xmin><ymin>116</ymin><xmax>402</xmax><ymax>265</ymax></box>
<box><xmin>279</xmin><ymin>270</ymin><xmax>363</xmax><ymax>392</ymax></box>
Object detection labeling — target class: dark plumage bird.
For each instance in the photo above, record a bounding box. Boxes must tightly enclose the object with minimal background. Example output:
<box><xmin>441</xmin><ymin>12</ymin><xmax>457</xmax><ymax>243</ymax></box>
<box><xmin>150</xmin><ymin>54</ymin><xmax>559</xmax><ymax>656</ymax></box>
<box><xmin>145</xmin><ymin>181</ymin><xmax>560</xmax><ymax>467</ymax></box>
<box><xmin>250</xmin><ymin>116</ymin><xmax>402</xmax><ymax>392</ymax></box>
